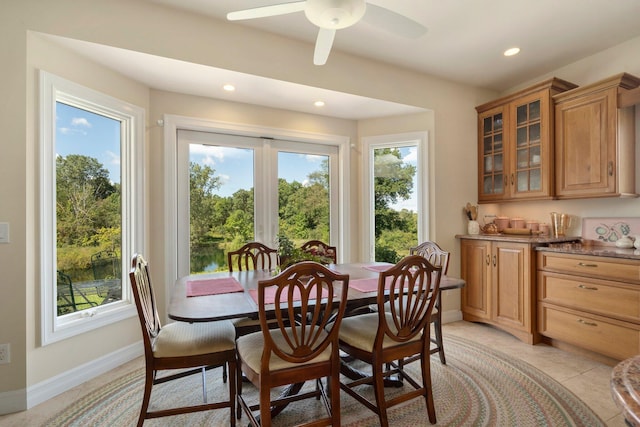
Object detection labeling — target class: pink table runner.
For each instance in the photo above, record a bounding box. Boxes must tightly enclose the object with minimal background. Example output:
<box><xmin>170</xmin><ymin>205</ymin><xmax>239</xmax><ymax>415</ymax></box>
<box><xmin>249</xmin><ymin>287</ymin><xmax>329</xmax><ymax>305</ymax></box>
<box><xmin>186</xmin><ymin>277</ymin><xmax>244</xmax><ymax>297</ymax></box>
<box><xmin>362</xmin><ymin>263</ymin><xmax>393</xmax><ymax>272</ymax></box>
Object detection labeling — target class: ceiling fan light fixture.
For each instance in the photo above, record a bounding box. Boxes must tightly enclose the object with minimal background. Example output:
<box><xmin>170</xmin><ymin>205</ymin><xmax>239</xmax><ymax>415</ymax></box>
<box><xmin>305</xmin><ymin>0</ymin><xmax>366</xmax><ymax>29</ymax></box>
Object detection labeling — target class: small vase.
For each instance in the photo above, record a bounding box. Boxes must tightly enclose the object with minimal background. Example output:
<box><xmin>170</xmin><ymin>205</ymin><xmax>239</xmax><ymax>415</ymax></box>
<box><xmin>467</xmin><ymin>220</ymin><xmax>480</xmax><ymax>235</ymax></box>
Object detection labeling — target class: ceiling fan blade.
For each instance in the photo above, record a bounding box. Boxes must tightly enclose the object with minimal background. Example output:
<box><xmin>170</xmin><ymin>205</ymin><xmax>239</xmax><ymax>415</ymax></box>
<box><xmin>313</xmin><ymin>28</ymin><xmax>336</xmax><ymax>65</ymax></box>
<box><xmin>227</xmin><ymin>1</ymin><xmax>306</xmax><ymax>21</ymax></box>
<box><xmin>363</xmin><ymin>3</ymin><xmax>427</xmax><ymax>38</ymax></box>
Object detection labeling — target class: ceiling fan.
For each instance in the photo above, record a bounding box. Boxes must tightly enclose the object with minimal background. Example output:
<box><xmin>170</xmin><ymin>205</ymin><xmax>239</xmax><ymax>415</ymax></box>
<box><xmin>227</xmin><ymin>0</ymin><xmax>427</xmax><ymax>65</ymax></box>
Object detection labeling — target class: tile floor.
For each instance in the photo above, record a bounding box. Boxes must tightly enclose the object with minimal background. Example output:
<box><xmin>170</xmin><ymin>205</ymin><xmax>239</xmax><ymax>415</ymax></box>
<box><xmin>0</xmin><ymin>320</ymin><xmax>628</xmax><ymax>426</ymax></box>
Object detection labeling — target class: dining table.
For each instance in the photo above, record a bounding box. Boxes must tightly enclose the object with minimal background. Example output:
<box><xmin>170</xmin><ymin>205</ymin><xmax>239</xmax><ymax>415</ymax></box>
<box><xmin>168</xmin><ymin>262</ymin><xmax>465</xmax><ymax>324</ymax></box>
<box><xmin>168</xmin><ymin>261</ymin><xmax>465</xmax><ymax>419</ymax></box>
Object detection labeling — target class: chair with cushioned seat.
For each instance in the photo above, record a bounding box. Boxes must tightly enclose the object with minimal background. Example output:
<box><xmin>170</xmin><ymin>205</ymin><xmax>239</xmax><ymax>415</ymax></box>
<box><xmin>337</xmin><ymin>254</ymin><xmax>442</xmax><ymax>427</ymax></box>
<box><xmin>227</xmin><ymin>241</ymin><xmax>280</xmax><ymax>338</ymax></box>
<box><xmin>227</xmin><ymin>241</ymin><xmax>277</xmax><ymax>272</ymax></box>
<box><xmin>236</xmin><ymin>261</ymin><xmax>349</xmax><ymax>427</ymax></box>
<box><xmin>410</xmin><ymin>241</ymin><xmax>450</xmax><ymax>364</ymax></box>
<box><xmin>129</xmin><ymin>254</ymin><xmax>236</xmax><ymax>427</ymax></box>
<box><xmin>300</xmin><ymin>239</ymin><xmax>337</xmax><ymax>264</ymax></box>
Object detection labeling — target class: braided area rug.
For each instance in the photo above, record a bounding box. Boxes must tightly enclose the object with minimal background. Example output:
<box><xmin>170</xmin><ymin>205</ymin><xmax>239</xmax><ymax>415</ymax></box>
<box><xmin>45</xmin><ymin>335</ymin><xmax>604</xmax><ymax>426</ymax></box>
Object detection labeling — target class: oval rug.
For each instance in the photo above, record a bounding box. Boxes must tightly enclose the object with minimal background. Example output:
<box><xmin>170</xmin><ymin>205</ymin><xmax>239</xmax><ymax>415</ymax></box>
<box><xmin>44</xmin><ymin>334</ymin><xmax>605</xmax><ymax>426</ymax></box>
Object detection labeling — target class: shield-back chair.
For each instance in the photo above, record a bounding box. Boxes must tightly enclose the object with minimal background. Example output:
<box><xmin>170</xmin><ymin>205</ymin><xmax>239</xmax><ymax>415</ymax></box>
<box><xmin>129</xmin><ymin>254</ymin><xmax>236</xmax><ymax>427</ymax></box>
<box><xmin>337</xmin><ymin>255</ymin><xmax>442</xmax><ymax>426</ymax></box>
<box><xmin>236</xmin><ymin>261</ymin><xmax>349</xmax><ymax>427</ymax></box>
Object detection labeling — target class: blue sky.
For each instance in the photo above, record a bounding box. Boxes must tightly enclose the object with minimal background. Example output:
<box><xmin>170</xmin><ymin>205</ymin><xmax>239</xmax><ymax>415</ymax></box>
<box><xmin>189</xmin><ymin>144</ymin><xmax>329</xmax><ymax>198</ymax></box>
<box><xmin>56</xmin><ymin>102</ymin><xmax>121</xmax><ymax>183</ymax></box>
<box><xmin>56</xmin><ymin>101</ymin><xmax>417</xmax><ymax>211</ymax></box>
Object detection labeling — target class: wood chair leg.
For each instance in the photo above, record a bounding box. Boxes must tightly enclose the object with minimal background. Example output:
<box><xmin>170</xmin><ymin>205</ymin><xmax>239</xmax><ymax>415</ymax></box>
<box><xmin>259</xmin><ymin>382</ymin><xmax>272</xmax><ymax>427</ymax></box>
<box><xmin>421</xmin><ymin>354</ymin><xmax>437</xmax><ymax>424</ymax></box>
<box><xmin>372</xmin><ymin>362</ymin><xmax>389</xmax><ymax>427</ymax></box>
<box><xmin>236</xmin><ymin>360</ymin><xmax>243</xmax><ymax>420</ymax></box>
<box><xmin>138</xmin><ymin>369</ymin><xmax>154</xmax><ymax>427</ymax></box>
<box><xmin>434</xmin><ymin>314</ymin><xmax>446</xmax><ymax>364</ymax></box>
<box><xmin>228</xmin><ymin>360</ymin><xmax>237</xmax><ymax>427</ymax></box>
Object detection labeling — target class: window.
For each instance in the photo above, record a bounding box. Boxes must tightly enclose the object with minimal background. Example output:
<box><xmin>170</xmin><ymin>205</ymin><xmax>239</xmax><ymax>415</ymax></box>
<box><xmin>176</xmin><ymin>130</ymin><xmax>339</xmax><ymax>277</ymax></box>
<box><xmin>165</xmin><ymin>116</ymin><xmax>350</xmax><ymax>283</ymax></box>
<box><xmin>40</xmin><ymin>71</ymin><xmax>144</xmax><ymax>345</ymax></box>
<box><xmin>362</xmin><ymin>132</ymin><xmax>429</xmax><ymax>262</ymax></box>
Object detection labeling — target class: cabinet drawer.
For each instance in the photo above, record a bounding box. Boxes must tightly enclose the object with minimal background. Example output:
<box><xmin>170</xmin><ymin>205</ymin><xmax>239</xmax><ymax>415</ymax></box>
<box><xmin>538</xmin><ymin>304</ymin><xmax>640</xmax><ymax>360</ymax></box>
<box><xmin>538</xmin><ymin>271</ymin><xmax>640</xmax><ymax>322</ymax></box>
<box><xmin>538</xmin><ymin>252</ymin><xmax>640</xmax><ymax>283</ymax></box>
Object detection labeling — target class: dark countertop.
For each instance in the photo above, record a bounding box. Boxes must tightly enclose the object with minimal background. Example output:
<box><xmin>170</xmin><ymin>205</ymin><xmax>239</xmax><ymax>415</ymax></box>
<box><xmin>536</xmin><ymin>242</ymin><xmax>640</xmax><ymax>260</ymax></box>
<box><xmin>456</xmin><ymin>234</ymin><xmax>580</xmax><ymax>245</ymax></box>
<box><xmin>457</xmin><ymin>234</ymin><xmax>640</xmax><ymax>260</ymax></box>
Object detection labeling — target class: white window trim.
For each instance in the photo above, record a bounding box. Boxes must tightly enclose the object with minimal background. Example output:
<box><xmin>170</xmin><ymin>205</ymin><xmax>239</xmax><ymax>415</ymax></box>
<box><xmin>164</xmin><ymin>114</ymin><xmax>350</xmax><ymax>312</ymax></box>
<box><xmin>39</xmin><ymin>71</ymin><xmax>143</xmax><ymax>345</ymax></box>
<box><xmin>361</xmin><ymin>132</ymin><xmax>429</xmax><ymax>261</ymax></box>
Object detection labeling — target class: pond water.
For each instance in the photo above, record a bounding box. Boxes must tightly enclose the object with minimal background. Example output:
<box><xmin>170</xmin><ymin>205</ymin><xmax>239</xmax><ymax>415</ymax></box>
<box><xmin>191</xmin><ymin>244</ymin><xmax>227</xmax><ymax>273</ymax></box>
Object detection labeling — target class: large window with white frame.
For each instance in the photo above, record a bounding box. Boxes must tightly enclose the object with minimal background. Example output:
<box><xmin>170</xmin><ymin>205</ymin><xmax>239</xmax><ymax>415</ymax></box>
<box><xmin>40</xmin><ymin>71</ymin><xmax>143</xmax><ymax>345</ymax></box>
<box><xmin>361</xmin><ymin>132</ymin><xmax>429</xmax><ymax>262</ymax></box>
<box><xmin>176</xmin><ymin>129</ymin><xmax>340</xmax><ymax>278</ymax></box>
<box><xmin>163</xmin><ymin>115</ymin><xmax>350</xmax><ymax>286</ymax></box>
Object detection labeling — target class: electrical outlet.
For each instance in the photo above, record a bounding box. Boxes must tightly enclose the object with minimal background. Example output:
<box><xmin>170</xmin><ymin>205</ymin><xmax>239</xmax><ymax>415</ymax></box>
<box><xmin>0</xmin><ymin>343</ymin><xmax>10</xmax><ymax>364</ymax></box>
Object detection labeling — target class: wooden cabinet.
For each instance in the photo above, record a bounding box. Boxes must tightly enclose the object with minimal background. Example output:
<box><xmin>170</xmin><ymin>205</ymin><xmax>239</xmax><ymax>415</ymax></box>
<box><xmin>460</xmin><ymin>238</ymin><xmax>537</xmax><ymax>343</ymax></box>
<box><xmin>537</xmin><ymin>251</ymin><xmax>640</xmax><ymax>360</ymax></box>
<box><xmin>554</xmin><ymin>73</ymin><xmax>640</xmax><ymax>199</ymax></box>
<box><xmin>476</xmin><ymin>78</ymin><xmax>577</xmax><ymax>203</ymax></box>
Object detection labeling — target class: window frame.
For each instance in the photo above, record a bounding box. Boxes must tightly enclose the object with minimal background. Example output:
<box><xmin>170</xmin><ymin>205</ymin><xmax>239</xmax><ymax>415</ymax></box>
<box><xmin>164</xmin><ymin>115</ymin><xmax>350</xmax><ymax>304</ymax></box>
<box><xmin>39</xmin><ymin>71</ymin><xmax>143</xmax><ymax>345</ymax></box>
<box><xmin>361</xmin><ymin>132</ymin><xmax>429</xmax><ymax>261</ymax></box>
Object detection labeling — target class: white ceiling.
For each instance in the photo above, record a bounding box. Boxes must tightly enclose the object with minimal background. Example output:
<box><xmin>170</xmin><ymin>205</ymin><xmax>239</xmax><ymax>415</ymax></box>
<box><xmin>45</xmin><ymin>0</ymin><xmax>640</xmax><ymax>120</ymax></box>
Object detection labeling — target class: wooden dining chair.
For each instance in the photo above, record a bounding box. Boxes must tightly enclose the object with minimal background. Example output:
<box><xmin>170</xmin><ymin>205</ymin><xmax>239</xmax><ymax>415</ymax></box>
<box><xmin>236</xmin><ymin>261</ymin><xmax>349</xmax><ymax>427</ymax></box>
<box><xmin>410</xmin><ymin>241</ymin><xmax>450</xmax><ymax>364</ymax></box>
<box><xmin>300</xmin><ymin>239</ymin><xmax>337</xmax><ymax>264</ymax></box>
<box><xmin>129</xmin><ymin>254</ymin><xmax>237</xmax><ymax>427</ymax></box>
<box><xmin>337</xmin><ymin>255</ymin><xmax>442</xmax><ymax>427</ymax></box>
<box><xmin>227</xmin><ymin>241</ymin><xmax>277</xmax><ymax>272</ymax></box>
<box><xmin>227</xmin><ymin>241</ymin><xmax>280</xmax><ymax>338</ymax></box>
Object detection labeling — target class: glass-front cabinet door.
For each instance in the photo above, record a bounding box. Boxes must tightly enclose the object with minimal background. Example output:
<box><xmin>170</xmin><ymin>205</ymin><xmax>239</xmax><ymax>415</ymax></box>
<box><xmin>509</xmin><ymin>91</ymin><xmax>552</xmax><ymax>200</ymax></box>
<box><xmin>476</xmin><ymin>78</ymin><xmax>576</xmax><ymax>203</ymax></box>
<box><xmin>478</xmin><ymin>105</ymin><xmax>508</xmax><ymax>202</ymax></box>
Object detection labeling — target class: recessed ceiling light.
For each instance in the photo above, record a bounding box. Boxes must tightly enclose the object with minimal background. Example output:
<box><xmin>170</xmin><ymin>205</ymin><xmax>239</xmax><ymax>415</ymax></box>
<box><xmin>504</xmin><ymin>47</ymin><xmax>520</xmax><ymax>57</ymax></box>
<box><xmin>314</xmin><ymin>100</ymin><xmax>325</xmax><ymax>107</ymax></box>
<box><xmin>223</xmin><ymin>84</ymin><xmax>235</xmax><ymax>91</ymax></box>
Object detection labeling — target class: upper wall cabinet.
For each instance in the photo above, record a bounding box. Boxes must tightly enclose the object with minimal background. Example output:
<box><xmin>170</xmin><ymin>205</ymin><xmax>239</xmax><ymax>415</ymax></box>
<box><xmin>554</xmin><ymin>73</ymin><xmax>640</xmax><ymax>199</ymax></box>
<box><xmin>476</xmin><ymin>78</ymin><xmax>577</xmax><ymax>203</ymax></box>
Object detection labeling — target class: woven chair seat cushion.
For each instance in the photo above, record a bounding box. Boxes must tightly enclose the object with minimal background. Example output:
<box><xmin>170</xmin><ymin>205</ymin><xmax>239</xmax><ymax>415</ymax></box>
<box><xmin>153</xmin><ymin>320</ymin><xmax>236</xmax><ymax>358</ymax></box>
<box><xmin>338</xmin><ymin>312</ymin><xmax>422</xmax><ymax>352</ymax></box>
<box><xmin>236</xmin><ymin>328</ymin><xmax>332</xmax><ymax>372</ymax></box>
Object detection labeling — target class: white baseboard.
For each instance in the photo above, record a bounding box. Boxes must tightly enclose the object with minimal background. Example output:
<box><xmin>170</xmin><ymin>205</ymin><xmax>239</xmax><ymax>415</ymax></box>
<box><xmin>0</xmin><ymin>340</ymin><xmax>143</xmax><ymax>414</ymax></box>
<box><xmin>441</xmin><ymin>309</ymin><xmax>463</xmax><ymax>324</ymax></box>
<box><xmin>0</xmin><ymin>387</ymin><xmax>27</xmax><ymax>415</ymax></box>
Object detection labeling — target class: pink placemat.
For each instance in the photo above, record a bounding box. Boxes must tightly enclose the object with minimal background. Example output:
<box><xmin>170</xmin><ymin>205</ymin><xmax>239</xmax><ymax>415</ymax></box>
<box><xmin>362</xmin><ymin>263</ymin><xmax>393</xmax><ymax>272</ymax></box>
<box><xmin>186</xmin><ymin>277</ymin><xmax>244</xmax><ymax>297</ymax></box>
<box><xmin>249</xmin><ymin>287</ymin><xmax>329</xmax><ymax>305</ymax></box>
<box><xmin>350</xmin><ymin>277</ymin><xmax>382</xmax><ymax>292</ymax></box>
<box><xmin>349</xmin><ymin>277</ymin><xmax>407</xmax><ymax>293</ymax></box>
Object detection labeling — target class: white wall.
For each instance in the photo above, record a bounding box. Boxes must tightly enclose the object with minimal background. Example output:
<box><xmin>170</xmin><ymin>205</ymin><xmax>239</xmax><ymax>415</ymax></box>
<box><xmin>5</xmin><ymin>0</ymin><xmax>639</xmax><ymax>412</ymax></box>
<box><xmin>2</xmin><ymin>0</ymin><xmax>490</xmax><ymax>411</ymax></box>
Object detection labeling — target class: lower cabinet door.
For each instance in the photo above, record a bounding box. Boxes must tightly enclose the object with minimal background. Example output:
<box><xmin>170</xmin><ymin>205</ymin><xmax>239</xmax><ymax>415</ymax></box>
<box><xmin>538</xmin><ymin>303</ymin><xmax>640</xmax><ymax>360</ymax></box>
